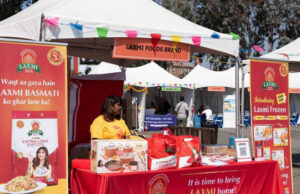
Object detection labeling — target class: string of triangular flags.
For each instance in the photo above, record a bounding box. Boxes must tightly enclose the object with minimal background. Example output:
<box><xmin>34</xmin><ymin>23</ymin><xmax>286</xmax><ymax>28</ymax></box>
<box><xmin>125</xmin><ymin>82</ymin><xmax>195</xmax><ymax>89</ymax></box>
<box><xmin>44</xmin><ymin>17</ymin><xmax>240</xmax><ymax>52</ymax></box>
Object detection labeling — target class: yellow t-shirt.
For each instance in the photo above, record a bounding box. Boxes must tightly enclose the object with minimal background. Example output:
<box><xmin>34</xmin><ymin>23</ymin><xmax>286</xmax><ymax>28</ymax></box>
<box><xmin>90</xmin><ymin>115</ymin><xmax>131</xmax><ymax>139</ymax></box>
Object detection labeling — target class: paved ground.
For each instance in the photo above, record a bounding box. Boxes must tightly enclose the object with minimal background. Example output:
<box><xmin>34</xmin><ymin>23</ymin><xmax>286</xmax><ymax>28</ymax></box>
<box><xmin>142</xmin><ymin>125</ymin><xmax>300</xmax><ymax>193</ymax></box>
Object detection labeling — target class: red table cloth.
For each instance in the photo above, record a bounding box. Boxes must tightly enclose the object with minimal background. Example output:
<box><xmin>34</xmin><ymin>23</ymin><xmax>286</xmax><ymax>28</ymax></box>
<box><xmin>70</xmin><ymin>160</ymin><xmax>284</xmax><ymax>194</ymax></box>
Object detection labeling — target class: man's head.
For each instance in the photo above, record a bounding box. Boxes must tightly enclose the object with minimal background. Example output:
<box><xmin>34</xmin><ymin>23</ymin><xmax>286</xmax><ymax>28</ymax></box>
<box><xmin>180</xmin><ymin>96</ymin><xmax>184</xmax><ymax>101</ymax></box>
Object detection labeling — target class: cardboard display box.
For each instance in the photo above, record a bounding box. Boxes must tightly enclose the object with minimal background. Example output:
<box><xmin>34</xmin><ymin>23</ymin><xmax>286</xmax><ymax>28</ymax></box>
<box><xmin>91</xmin><ymin>139</ymin><xmax>147</xmax><ymax>173</ymax></box>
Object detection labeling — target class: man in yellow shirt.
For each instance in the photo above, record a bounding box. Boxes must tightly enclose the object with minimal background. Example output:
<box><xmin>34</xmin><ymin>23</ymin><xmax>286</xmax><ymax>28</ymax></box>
<box><xmin>90</xmin><ymin>95</ymin><xmax>131</xmax><ymax>139</ymax></box>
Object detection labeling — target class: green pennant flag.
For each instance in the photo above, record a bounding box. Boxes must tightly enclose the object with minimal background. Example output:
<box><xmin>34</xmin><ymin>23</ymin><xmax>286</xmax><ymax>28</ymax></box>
<box><xmin>96</xmin><ymin>27</ymin><xmax>109</xmax><ymax>38</ymax></box>
<box><xmin>229</xmin><ymin>32</ymin><xmax>240</xmax><ymax>40</ymax></box>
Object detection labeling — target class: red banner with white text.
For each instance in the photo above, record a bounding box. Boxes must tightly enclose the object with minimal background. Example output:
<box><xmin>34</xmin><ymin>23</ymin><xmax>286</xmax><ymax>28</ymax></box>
<box><xmin>250</xmin><ymin>59</ymin><xmax>293</xmax><ymax>194</ymax></box>
<box><xmin>71</xmin><ymin>160</ymin><xmax>284</xmax><ymax>194</ymax></box>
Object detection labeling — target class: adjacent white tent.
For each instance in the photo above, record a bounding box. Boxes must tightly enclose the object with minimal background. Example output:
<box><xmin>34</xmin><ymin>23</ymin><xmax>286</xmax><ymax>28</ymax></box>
<box><xmin>182</xmin><ymin>64</ymin><xmax>247</xmax><ymax>88</ymax></box>
<box><xmin>0</xmin><ymin>0</ymin><xmax>239</xmax><ymax>64</ymax></box>
<box><xmin>80</xmin><ymin>62</ymin><xmax>122</xmax><ymax>75</ymax></box>
<box><xmin>261</xmin><ymin>38</ymin><xmax>300</xmax><ymax>72</ymax></box>
<box><xmin>125</xmin><ymin>61</ymin><xmax>183</xmax><ymax>87</ymax></box>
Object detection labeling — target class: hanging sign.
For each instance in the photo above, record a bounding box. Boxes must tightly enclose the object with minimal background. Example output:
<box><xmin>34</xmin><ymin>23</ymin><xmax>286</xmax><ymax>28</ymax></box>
<box><xmin>207</xmin><ymin>87</ymin><xmax>225</xmax><ymax>92</ymax></box>
<box><xmin>289</xmin><ymin>88</ymin><xmax>300</xmax><ymax>93</ymax></box>
<box><xmin>0</xmin><ymin>39</ymin><xmax>68</xmax><ymax>193</ymax></box>
<box><xmin>113</xmin><ymin>38</ymin><xmax>190</xmax><ymax>61</ymax></box>
<box><xmin>250</xmin><ymin>59</ymin><xmax>292</xmax><ymax>194</ymax></box>
<box><xmin>162</xmin><ymin>86</ymin><xmax>181</xmax><ymax>92</ymax></box>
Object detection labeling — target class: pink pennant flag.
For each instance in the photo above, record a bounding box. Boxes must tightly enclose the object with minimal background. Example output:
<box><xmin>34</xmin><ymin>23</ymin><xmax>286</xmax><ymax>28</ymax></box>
<box><xmin>125</xmin><ymin>30</ymin><xmax>138</xmax><ymax>38</ymax></box>
<box><xmin>278</xmin><ymin>53</ymin><xmax>289</xmax><ymax>60</ymax></box>
<box><xmin>192</xmin><ymin>36</ymin><xmax>201</xmax><ymax>46</ymax></box>
<box><xmin>138</xmin><ymin>82</ymin><xmax>142</xmax><ymax>85</ymax></box>
<box><xmin>45</xmin><ymin>17</ymin><xmax>59</xmax><ymax>26</ymax></box>
<box><xmin>253</xmin><ymin>45</ymin><xmax>264</xmax><ymax>52</ymax></box>
<box><xmin>189</xmin><ymin>84</ymin><xmax>192</xmax><ymax>88</ymax></box>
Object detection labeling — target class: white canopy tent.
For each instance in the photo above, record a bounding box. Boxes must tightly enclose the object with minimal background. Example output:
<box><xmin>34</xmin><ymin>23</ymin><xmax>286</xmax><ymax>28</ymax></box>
<box><xmin>181</xmin><ymin>65</ymin><xmax>249</xmax><ymax>88</ymax></box>
<box><xmin>0</xmin><ymin>0</ymin><xmax>241</xmax><ymax>131</ymax></box>
<box><xmin>260</xmin><ymin>38</ymin><xmax>300</xmax><ymax>72</ymax></box>
<box><xmin>0</xmin><ymin>0</ymin><xmax>239</xmax><ymax>64</ymax></box>
<box><xmin>80</xmin><ymin>62</ymin><xmax>122</xmax><ymax>75</ymax></box>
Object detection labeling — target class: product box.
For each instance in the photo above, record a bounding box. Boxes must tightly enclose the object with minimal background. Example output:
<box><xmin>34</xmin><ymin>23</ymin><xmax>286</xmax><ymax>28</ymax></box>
<box><xmin>91</xmin><ymin>139</ymin><xmax>148</xmax><ymax>173</ymax></box>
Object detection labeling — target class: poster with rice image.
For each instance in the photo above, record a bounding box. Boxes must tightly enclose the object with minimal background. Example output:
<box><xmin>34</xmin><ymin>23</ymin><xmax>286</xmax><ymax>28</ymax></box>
<box><xmin>11</xmin><ymin>111</ymin><xmax>58</xmax><ymax>185</ymax></box>
<box><xmin>0</xmin><ymin>39</ymin><xmax>67</xmax><ymax>193</ymax></box>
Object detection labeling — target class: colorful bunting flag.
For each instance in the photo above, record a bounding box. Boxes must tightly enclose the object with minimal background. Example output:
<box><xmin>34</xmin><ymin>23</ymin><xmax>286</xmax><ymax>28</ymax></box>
<box><xmin>211</xmin><ymin>32</ymin><xmax>220</xmax><ymax>39</ymax></box>
<box><xmin>150</xmin><ymin>33</ymin><xmax>161</xmax><ymax>53</ymax></box>
<box><xmin>253</xmin><ymin>45</ymin><xmax>264</xmax><ymax>52</ymax></box>
<box><xmin>70</xmin><ymin>21</ymin><xmax>83</xmax><ymax>30</ymax></box>
<box><xmin>192</xmin><ymin>36</ymin><xmax>201</xmax><ymax>46</ymax></box>
<box><xmin>278</xmin><ymin>53</ymin><xmax>289</xmax><ymax>60</ymax></box>
<box><xmin>45</xmin><ymin>17</ymin><xmax>59</xmax><ymax>26</ymax></box>
<box><xmin>229</xmin><ymin>32</ymin><xmax>240</xmax><ymax>40</ymax></box>
<box><xmin>138</xmin><ymin>82</ymin><xmax>142</xmax><ymax>85</ymax></box>
<box><xmin>96</xmin><ymin>27</ymin><xmax>109</xmax><ymax>38</ymax></box>
<box><xmin>171</xmin><ymin>35</ymin><xmax>181</xmax><ymax>51</ymax></box>
<box><xmin>125</xmin><ymin>30</ymin><xmax>138</xmax><ymax>38</ymax></box>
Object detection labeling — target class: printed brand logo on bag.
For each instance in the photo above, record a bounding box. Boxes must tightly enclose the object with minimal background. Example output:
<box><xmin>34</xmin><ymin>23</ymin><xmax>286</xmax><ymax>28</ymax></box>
<box><xmin>148</xmin><ymin>173</ymin><xmax>169</xmax><ymax>194</ymax></box>
<box><xmin>17</xmin><ymin>49</ymin><xmax>41</xmax><ymax>73</ymax></box>
<box><xmin>262</xmin><ymin>67</ymin><xmax>278</xmax><ymax>91</ymax></box>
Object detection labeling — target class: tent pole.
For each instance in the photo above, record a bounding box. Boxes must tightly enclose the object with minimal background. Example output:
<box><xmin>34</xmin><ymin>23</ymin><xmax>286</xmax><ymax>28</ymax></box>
<box><xmin>235</xmin><ymin>58</ymin><xmax>240</xmax><ymax>137</ymax></box>
<box><xmin>39</xmin><ymin>14</ymin><xmax>45</xmax><ymax>41</ymax></box>
<box><xmin>241</xmin><ymin>65</ymin><xmax>245</xmax><ymax>138</ymax></box>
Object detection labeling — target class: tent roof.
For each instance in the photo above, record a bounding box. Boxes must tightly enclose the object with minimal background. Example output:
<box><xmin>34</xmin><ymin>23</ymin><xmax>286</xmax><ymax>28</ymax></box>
<box><xmin>181</xmin><ymin>65</ymin><xmax>239</xmax><ymax>88</ymax></box>
<box><xmin>81</xmin><ymin>62</ymin><xmax>122</xmax><ymax>75</ymax></box>
<box><xmin>84</xmin><ymin>61</ymin><xmax>184</xmax><ymax>87</ymax></box>
<box><xmin>0</xmin><ymin>0</ymin><xmax>239</xmax><ymax>63</ymax></box>
<box><xmin>125</xmin><ymin>62</ymin><xmax>183</xmax><ymax>87</ymax></box>
<box><xmin>260</xmin><ymin>38</ymin><xmax>300</xmax><ymax>72</ymax></box>
<box><xmin>243</xmin><ymin>38</ymin><xmax>300</xmax><ymax>72</ymax></box>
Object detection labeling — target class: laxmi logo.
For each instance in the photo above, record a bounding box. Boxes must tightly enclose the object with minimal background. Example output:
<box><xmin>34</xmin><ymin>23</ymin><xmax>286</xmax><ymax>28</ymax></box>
<box><xmin>262</xmin><ymin>67</ymin><xmax>278</xmax><ymax>91</ymax></box>
<box><xmin>28</xmin><ymin>121</ymin><xmax>44</xmax><ymax>137</ymax></box>
<box><xmin>148</xmin><ymin>173</ymin><xmax>169</xmax><ymax>194</ymax></box>
<box><xmin>17</xmin><ymin>49</ymin><xmax>41</xmax><ymax>73</ymax></box>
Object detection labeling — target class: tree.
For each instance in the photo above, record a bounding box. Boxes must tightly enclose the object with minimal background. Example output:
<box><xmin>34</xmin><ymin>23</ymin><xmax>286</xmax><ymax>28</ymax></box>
<box><xmin>0</xmin><ymin>0</ymin><xmax>38</xmax><ymax>21</ymax></box>
<box><xmin>159</xmin><ymin>0</ymin><xmax>300</xmax><ymax>70</ymax></box>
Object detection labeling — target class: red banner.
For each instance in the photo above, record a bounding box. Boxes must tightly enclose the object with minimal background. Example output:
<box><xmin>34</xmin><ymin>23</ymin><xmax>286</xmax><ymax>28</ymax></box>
<box><xmin>71</xmin><ymin>160</ymin><xmax>284</xmax><ymax>194</ymax></box>
<box><xmin>113</xmin><ymin>38</ymin><xmax>190</xmax><ymax>61</ymax></box>
<box><xmin>0</xmin><ymin>39</ymin><xmax>67</xmax><ymax>192</ymax></box>
<box><xmin>250</xmin><ymin>59</ymin><xmax>293</xmax><ymax>194</ymax></box>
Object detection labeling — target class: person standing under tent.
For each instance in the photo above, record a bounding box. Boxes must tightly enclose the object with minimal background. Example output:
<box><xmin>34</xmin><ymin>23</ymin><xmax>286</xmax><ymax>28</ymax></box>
<box><xmin>175</xmin><ymin>96</ymin><xmax>189</xmax><ymax>127</ymax></box>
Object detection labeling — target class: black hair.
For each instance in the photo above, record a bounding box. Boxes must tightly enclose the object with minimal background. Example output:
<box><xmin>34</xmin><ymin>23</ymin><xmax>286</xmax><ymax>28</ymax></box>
<box><xmin>101</xmin><ymin>95</ymin><xmax>122</xmax><ymax>121</ymax></box>
<box><xmin>180</xmin><ymin>96</ymin><xmax>184</xmax><ymax>101</ymax></box>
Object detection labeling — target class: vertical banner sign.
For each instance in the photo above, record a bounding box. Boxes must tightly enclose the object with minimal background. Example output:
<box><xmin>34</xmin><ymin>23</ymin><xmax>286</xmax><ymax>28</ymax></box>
<box><xmin>250</xmin><ymin>59</ymin><xmax>292</xmax><ymax>194</ymax></box>
<box><xmin>0</xmin><ymin>40</ymin><xmax>67</xmax><ymax>193</ymax></box>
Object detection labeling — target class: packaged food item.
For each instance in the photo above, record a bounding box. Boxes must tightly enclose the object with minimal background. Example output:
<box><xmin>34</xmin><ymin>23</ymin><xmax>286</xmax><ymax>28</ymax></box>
<box><xmin>147</xmin><ymin>131</ymin><xmax>177</xmax><ymax>170</ymax></box>
<box><xmin>202</xmin><ymin>144</ymin><xmax>228</xmax><ymax>155</ymax></box>
<box><xmin>91</xmin><ymin>139</ymin><xmax>147</xmax><ymax>173</ymax></box>
<box><xmin>11</xmin><ymin>111</ymin><xmax>58</xmax><ymax>185</ymax></box>
<box><xmin>176</xmin><ymin>136</ymin><xmax>201</xmax><ymax>168</ymax></box>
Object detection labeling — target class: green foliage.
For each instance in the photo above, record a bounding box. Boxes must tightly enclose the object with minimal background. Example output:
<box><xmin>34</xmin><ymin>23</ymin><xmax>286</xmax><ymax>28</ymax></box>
<box><xmin>0</xmin><ymin>0</ymin><xmax>39</xmax><ymax>21</ymax></box>
<box><xmin>160</xmin><ymin>0</ymin><xmax>300</xmax><ymax>70</ymax></box>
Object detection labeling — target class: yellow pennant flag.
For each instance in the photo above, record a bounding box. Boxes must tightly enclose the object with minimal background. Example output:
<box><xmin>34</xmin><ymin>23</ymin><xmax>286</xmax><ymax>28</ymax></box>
<box><xmin>171</xmin><ymin>35</ymin><xmax>181</xmax><ymax>52</ymax></box>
